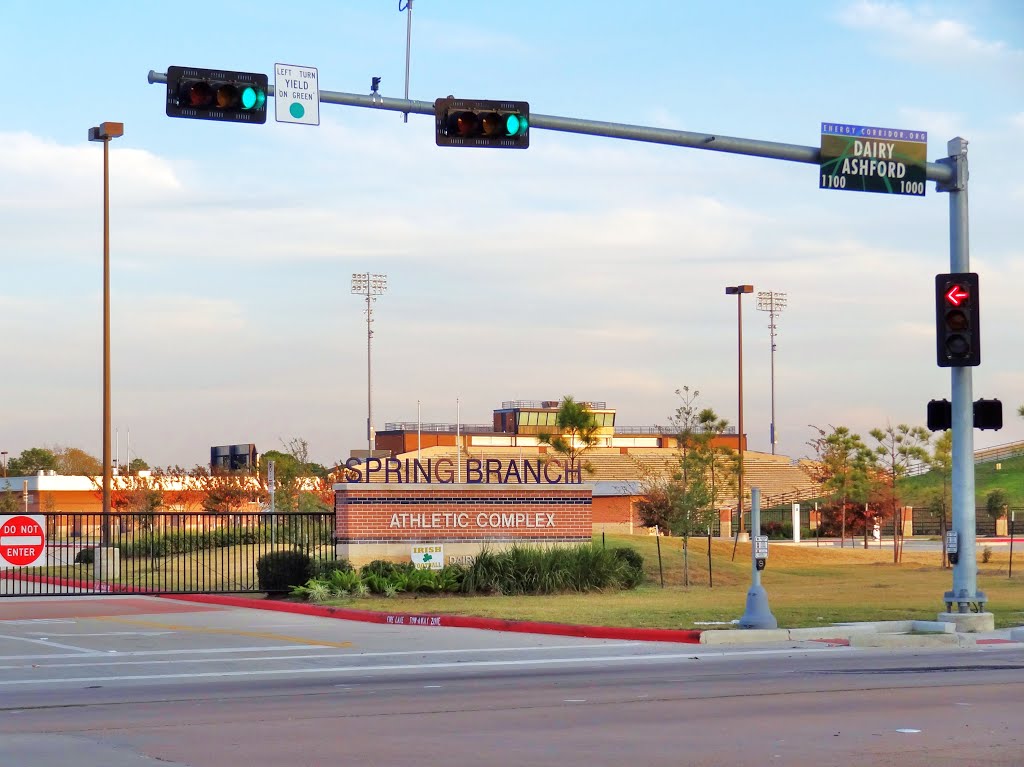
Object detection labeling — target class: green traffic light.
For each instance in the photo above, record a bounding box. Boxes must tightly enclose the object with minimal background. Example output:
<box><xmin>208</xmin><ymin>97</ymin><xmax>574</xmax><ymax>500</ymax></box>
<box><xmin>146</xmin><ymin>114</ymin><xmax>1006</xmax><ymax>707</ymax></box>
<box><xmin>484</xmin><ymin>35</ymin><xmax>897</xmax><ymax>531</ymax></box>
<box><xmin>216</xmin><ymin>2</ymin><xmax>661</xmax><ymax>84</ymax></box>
<box><xmin>505</xmin><ymin>114</ymin><xmax>523</xmax><ymax>136</ymax></box>
<box><xmin>241</xmin><ymin>86</ymin><xmax>258</xmax><ymax>110</ymax></box>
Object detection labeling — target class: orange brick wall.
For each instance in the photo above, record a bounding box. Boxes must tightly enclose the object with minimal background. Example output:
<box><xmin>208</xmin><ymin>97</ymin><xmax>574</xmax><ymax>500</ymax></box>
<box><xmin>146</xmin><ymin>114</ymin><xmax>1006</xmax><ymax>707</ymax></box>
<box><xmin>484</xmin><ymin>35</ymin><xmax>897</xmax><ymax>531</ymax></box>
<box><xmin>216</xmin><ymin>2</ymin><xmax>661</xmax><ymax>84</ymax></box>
<box><xmin>592</xmin><ymin>496</ymin><xmax>636</xmax><ymax>525</ymax></box>
<box><xmin>335</xmin><ymin>484</ymin><xmax>592</xmax><ymax>543</ymax></box>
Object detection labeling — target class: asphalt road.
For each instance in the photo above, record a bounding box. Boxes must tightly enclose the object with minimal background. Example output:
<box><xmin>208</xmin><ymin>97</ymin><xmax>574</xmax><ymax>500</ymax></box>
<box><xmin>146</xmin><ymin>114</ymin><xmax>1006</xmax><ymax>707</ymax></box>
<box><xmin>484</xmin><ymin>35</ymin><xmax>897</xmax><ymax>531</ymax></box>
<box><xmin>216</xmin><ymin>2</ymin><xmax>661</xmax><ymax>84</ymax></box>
<box><xmin>1</xmin><ymin>596</ymin><xmax>1022</xmax><ymax>767</ymax></box>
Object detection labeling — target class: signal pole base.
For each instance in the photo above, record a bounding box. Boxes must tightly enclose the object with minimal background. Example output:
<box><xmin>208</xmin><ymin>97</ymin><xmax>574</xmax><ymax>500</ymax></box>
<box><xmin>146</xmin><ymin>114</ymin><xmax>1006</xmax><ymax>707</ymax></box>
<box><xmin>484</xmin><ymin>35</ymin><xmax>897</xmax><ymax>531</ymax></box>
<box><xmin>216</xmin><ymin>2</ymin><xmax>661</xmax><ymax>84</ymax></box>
<box><xmin>938</xmin><ymin>612</ymin><xmax>994</xmax><ymax>633</ymax></box>
<box><xmin>739</xmin><ymin>584</ymin><xmax>778</xmax><ymax>630</ymax></box>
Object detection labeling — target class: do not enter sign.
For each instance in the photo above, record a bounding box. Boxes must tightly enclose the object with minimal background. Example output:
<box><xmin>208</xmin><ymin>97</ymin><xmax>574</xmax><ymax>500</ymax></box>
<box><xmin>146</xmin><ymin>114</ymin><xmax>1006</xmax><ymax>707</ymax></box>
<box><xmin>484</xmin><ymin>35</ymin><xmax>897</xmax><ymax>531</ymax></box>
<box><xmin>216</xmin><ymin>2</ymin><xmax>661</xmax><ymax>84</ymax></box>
<box><xmin>0</xmin><ymin>514</ymin><xmax>47</xmax><ymax>568</ymax></box>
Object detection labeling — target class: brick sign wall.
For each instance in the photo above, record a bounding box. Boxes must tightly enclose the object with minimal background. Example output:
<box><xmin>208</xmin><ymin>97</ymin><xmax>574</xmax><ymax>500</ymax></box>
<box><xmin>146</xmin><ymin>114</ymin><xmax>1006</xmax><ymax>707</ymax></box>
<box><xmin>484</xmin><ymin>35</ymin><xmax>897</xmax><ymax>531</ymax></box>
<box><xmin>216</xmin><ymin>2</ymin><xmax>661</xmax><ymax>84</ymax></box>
<box><xmin>334</xmin><ymin>483</ymin><xmax>592</xmax><ymax>566</ymax></box>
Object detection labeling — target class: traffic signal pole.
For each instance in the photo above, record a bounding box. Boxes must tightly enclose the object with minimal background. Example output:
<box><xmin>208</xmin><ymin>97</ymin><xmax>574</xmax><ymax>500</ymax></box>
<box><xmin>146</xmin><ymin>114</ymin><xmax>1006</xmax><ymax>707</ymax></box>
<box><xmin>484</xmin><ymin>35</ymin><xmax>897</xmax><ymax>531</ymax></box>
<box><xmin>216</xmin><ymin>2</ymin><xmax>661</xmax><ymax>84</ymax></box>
<box><xmin>148</xmin><ymin>71</ymin><xmax>982</xmax><ymax>614</ymax></box>
<box><xmin>938</xmin><ymin>139</ymin><xmax>982</xmax><ymax>614</ymax></box>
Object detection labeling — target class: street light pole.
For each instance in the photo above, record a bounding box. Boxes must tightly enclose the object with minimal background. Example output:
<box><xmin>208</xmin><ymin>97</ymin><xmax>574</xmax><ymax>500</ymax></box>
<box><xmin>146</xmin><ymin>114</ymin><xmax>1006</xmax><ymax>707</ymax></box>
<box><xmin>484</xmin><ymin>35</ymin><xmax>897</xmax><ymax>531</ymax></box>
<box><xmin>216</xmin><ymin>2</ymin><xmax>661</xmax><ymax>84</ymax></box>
<box><xmin>89</xmin><ymin>121</ymin><xmax>123</xmax><ymax>549</ymax></box>
<box><xmin>1</xmin><ymin>451</ymin><xmax>7</xmax><ymax>478</ymax></box>
<box><xmin>726</xmin><ymin>284</ymin><xmax>753</xmax><ymax>538</ymax></box>
<box><xmin>351</xmin><ymin>273</ymin><xmax>388</xmax><ymax>457</ymax></box>
<box><xmin>756</xmin><ymin>291</ymin><xmax>787</xmax><ymax>455</ymax></box>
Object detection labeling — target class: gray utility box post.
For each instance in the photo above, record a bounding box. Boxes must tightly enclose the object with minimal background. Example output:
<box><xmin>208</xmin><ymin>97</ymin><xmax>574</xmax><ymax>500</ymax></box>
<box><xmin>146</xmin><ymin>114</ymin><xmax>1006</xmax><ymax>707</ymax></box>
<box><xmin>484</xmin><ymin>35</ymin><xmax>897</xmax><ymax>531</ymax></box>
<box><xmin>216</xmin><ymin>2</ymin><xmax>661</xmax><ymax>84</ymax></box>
<box><xmin>739</xmin><ymin>487</ymin><xmax>777</xmax><ymax>630</ymax></box>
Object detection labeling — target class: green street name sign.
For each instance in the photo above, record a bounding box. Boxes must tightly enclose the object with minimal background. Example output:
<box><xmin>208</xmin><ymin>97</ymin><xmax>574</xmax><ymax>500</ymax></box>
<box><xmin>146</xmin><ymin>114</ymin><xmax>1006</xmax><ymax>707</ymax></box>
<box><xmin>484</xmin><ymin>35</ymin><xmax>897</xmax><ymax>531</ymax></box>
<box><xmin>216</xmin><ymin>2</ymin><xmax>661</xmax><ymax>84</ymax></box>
<box><xmin>820</xmin><ymin>122</ymin><xmax>927</xmax><ymax>196</ymax></box>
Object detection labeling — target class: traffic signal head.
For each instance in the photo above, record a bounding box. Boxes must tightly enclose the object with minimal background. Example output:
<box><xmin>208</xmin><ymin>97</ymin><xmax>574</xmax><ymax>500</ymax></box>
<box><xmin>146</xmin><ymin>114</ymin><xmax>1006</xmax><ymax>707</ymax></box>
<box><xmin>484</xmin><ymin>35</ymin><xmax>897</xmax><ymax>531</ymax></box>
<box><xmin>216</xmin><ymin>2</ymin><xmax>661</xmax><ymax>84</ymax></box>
<box><xmin>973</xmin><ymin>399</ymin><xmax>1003</xmax><ymax>431</ymax></box>
<box><xmin>926</xmin><ymin>399</ymin><xmax>951</xmax><ymax>432</ymax></box>
<box><xmin>165</xmin><ymin>66</ymin><xmax>268</xmax><ymax>124</ymax></box>
<box><xmin>935</xmin><ymin>272</ymin><xmax>980</xmax><ymax>367</ymax></box>
<box><xmin>435</xmin><ymin>98</ymin><xmax>529</xmax><ymax>148</ymax></box>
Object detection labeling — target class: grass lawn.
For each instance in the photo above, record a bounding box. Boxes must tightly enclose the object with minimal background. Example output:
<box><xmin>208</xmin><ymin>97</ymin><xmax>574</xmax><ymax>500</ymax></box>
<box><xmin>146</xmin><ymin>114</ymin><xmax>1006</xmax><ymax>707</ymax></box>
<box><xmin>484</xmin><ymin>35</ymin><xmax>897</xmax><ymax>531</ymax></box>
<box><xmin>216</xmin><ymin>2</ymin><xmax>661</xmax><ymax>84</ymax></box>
<box><xmin>318</xmin><ymin>533</ymin><xmax>1024</xmax><ymax>630</ymax></box>
<box><xmin>899</xmin><ymin>453</ymin><xmax>1024</xmax><ymax>507</ymax></box>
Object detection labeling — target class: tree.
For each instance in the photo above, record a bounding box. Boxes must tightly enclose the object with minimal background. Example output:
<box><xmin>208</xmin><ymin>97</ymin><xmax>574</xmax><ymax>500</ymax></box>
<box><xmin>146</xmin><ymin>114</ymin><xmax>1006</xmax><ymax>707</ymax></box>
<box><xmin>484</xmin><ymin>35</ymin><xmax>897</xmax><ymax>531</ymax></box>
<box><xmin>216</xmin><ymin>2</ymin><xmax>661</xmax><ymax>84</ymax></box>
<box><xmin>158</xmin><ymin>466</ymin><xmax>209</xmax><ymax>515</ymax></box>
<box><xmin>927</xmin><ymin>431</ymin><xmax>953</xmax><ymax>567</ymax></box>
<box><xmin>537</xmin><ymin>396</ymin><xmax>601</xmax><ymax>477</ymax></box>
<box><xmin>260</xmin><ymin>437</ymin><xmax>331</xmax><ymax>513</ymax></box>
<box><xmin>53</xmin><ymin>446</ymin><xmax>102</xmax><ymax>476</ymax></box>
<box><xmin>7</xmin><ymin>447</ymin><xmax>58</xmax><ymax>477</ymax></box>
<box><xmin>0</xmin><ymin>483</ymin><xmax>18</xmax><ymax>514</ymax></box>
<box><xmin>202</xmin><ymin>473</ymin><xmax>263</xmax><ymax>514</ymax></box>
<box><xmin>261</xmin><ymin>449</ymin><xmax>303</xmax><ymax>512</ymax></box>
<box><xmin>869</xmin><ymin>423</ymin><xmax>930</xmax><ymax>563</ymax></box>
<box><xmin>986</xmin><ymin>489</ymin><xmax>1009</xmax><ymax>522</ymax></box>
<box><xmin>636</xmin><ymin>388</ymin><xmax>722</xmax><ymax>586</ymax></box>
<box><xmin>806</xmin><ymin>425</ymin><xmax>874</xmax><ymax>548</ymax></box>
<box><xmin>694</xmin><ymin>406</ymin><xmax>737</xmax><ymax>518</ymax></box>
<box><xmin>128</xmin><ymin>457</ymin><xmax>150</xmax><ymax>474</ymax></box>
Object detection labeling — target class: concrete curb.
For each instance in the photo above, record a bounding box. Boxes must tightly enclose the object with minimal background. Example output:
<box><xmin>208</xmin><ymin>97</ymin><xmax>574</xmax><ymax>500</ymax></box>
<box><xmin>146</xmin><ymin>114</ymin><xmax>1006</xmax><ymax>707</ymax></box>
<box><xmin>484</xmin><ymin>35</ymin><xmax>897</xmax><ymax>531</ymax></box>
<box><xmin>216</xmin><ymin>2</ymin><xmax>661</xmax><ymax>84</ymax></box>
<box><xmin>159</xmin><ymin>593</ymin><xmax>705</xmax><ymax>644</ymax></box>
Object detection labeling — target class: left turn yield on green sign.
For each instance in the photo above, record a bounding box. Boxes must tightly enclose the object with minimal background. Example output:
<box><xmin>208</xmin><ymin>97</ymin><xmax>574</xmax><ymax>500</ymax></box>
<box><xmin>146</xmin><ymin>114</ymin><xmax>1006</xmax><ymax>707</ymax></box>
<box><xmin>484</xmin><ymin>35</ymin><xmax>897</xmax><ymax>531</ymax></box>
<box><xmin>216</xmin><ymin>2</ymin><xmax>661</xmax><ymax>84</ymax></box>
<box><xmin>275</xmin><ymin>63</ymin><xmax>320</xmax><ymax>126</ymax></box>
<box><xmin>1</xmin><ymin>514</ymin><xmax>46</xmax><ymax>569</ymax></box>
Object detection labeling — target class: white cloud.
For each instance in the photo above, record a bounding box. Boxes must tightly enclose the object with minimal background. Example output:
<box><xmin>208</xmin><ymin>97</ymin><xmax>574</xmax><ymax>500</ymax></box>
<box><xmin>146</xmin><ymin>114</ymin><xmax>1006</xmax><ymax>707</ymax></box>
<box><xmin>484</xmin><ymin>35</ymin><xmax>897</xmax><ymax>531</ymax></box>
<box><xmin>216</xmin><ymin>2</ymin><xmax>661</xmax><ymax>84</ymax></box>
<box><xmin>837</xmin><ymin>1</ymin><xmax>1023</xmax><ymax>64</ymax></box>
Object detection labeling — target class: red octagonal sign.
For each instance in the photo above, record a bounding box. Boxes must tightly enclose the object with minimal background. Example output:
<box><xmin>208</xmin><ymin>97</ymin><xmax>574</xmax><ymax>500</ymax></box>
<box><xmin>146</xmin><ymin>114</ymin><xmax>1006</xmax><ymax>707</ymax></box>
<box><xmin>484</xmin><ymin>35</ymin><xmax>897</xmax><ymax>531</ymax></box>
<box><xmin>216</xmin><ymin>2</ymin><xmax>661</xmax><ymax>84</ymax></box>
<box><xmin>1</xmin><ymin>515</ymin><xmax>46</xmax><ymax>568</ymax></box>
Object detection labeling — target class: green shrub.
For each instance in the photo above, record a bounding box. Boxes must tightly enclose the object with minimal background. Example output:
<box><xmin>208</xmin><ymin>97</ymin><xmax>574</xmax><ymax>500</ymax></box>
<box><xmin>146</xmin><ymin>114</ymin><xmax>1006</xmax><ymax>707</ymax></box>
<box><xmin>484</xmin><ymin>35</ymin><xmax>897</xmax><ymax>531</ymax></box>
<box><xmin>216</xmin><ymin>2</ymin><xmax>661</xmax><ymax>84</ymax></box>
<box><xmin>361</xmin><ymin>559</ymin><xmax>414</xmax><ymax>579</ymax></box>
<box><xmin>74</xmin><ymin>547</ymin><xmax>95</xmax><ymax>565</ymax></box>
<box><xmin>761</xmin><ymin>522</ymin><xmax>793</xmax><ymax>540</ymax></box>
<box><xmin>362</xmin><ymin>573</ymin><xmax>392</xmax><ymax>595</ymax></box>
<box><xmin>324</xmin><ymin>569</ymin><xmax>361</xmax><ymax>595</ymax></box>
<box><xmin>611</xmin><ymin>547</ymin><xmax>646</xmax><ymax>588</ymax></box>
<box><xmin>435</xmin><ymin>564</ymin><xmax>465</xmax><ymax>592</ymax></box>
<box><xmin>310</xmin><ymin>558</ymin><xmax>354</xmax><ymax>579</ymax></box>
<box><xmin>611</xmin><ymin>547</ymin><xmax>644</xmax><ymax>572</ymax></box>
<box><xmin>291</xmin><ymin>579</ymin><xmax>332</xmax><ymax>603</ymax></box>
<box><xmin>256</xmin><ymin>550</ymin><xmax>313</xmax><ymax>593</ymax></box>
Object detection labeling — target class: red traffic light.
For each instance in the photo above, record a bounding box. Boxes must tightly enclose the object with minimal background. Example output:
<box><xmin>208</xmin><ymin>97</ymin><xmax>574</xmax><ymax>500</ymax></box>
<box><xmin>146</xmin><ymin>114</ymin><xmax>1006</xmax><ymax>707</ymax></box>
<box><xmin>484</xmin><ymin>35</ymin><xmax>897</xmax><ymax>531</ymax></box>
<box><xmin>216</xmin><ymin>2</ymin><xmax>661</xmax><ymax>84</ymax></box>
<box><xmin>935</xmin><ymin>272</ymin><xmax>980</xmax><ymax>367</ymax></box>
<box><xmin>944</xmin><ymin>284</ymin><xmax>969</xmax><ymax>307</ymax></box>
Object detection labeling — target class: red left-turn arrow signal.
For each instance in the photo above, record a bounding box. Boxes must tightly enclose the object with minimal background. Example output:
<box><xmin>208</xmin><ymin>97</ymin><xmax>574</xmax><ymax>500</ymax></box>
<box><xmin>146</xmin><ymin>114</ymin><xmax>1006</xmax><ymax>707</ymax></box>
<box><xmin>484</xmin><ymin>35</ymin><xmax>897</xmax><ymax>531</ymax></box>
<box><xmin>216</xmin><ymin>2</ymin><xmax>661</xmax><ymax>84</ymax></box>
<box><xmin>945</xmin><ymin>284</ymin><xmax>969</xmax><ymax>306</ymax></box>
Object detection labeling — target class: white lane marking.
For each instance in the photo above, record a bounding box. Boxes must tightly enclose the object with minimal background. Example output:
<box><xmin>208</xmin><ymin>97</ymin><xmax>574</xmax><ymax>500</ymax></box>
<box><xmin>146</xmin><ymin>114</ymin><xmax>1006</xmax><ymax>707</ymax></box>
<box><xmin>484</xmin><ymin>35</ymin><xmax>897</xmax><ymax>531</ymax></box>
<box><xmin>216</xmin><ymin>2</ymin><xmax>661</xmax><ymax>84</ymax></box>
<box><xmin>0</xmin><ymin>645</ymin><xmax>330</xmax><ymax>662</ymax></box>
<box><xmin>0</xmin><ymin>642</ymin><xmax>638</xmax><ymax>665</ymax></box>
<box><xmin>0</xmin><ymin>634</ymin><xmax>97</xmax><ymax>654</ymax></box>
<box><xmin>27</xmin><ymin>632</ymin><xmax>174</xmax><ymax>637</ymax></box>
<box><xmin>0</xmin><ymin>644</ymin><xmax>642</xmax><ymax>670</ymax></box>
<box><xmin>0</xmin><ymin>647</ymin><xmax>836</xmax><ymax>687</ymax></box>
<box><xmin>563</xmin><ymin>699</ymin><xmax>586</xmax><ymax>703</ymax></box>
<box><xmin>895</xmin><ymin>728</ymin><xmax>921</xmax><ymax>734</ymax></box>
<box><xmin>0</xmin><ymin>619</ymin><xmax>76</xmax><ymax>625</ymax></box>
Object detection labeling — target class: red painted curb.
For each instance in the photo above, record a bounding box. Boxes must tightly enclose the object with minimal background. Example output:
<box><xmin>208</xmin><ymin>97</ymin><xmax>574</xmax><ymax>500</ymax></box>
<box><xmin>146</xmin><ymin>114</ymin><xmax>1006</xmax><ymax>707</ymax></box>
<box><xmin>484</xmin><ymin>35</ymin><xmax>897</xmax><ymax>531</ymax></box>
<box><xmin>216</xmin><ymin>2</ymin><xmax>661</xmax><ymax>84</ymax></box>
<box><xmin>159</xmin><ymin>593</ymin><xmax>704</xmax><ymax>644</ymax></box>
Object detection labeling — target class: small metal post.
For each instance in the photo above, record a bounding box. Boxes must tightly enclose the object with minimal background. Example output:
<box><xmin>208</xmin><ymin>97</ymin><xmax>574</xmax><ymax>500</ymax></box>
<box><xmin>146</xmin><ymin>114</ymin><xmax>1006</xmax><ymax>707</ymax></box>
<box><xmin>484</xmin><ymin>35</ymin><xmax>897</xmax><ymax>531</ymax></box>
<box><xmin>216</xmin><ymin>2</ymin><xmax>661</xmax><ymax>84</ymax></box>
<box><xmin>739</xmin><ymin>487</ymin><xmax>777</xmax><ymax>629</ymax></box>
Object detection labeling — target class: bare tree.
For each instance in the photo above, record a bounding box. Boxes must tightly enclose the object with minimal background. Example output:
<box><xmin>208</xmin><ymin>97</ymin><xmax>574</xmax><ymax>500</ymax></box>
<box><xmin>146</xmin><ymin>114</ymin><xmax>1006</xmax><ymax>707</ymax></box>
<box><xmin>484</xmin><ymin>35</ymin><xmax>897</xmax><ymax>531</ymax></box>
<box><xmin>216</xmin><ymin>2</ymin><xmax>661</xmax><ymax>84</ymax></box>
<box><xmin>869</xmin><ymin>423</ymin><xmax>930</xmax><ymax>563</ymax></box>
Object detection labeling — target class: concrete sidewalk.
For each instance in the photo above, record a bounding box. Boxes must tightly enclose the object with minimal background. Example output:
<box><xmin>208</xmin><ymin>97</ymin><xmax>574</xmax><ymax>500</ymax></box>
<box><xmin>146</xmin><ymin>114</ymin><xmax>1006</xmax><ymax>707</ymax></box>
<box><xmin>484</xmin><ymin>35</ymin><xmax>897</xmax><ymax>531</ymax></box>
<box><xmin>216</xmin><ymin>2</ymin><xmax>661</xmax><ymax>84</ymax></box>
<box><xmin>163</xmin><ymin>592</ymin><xmax>1024</xmax><ymax>649</ymax></box>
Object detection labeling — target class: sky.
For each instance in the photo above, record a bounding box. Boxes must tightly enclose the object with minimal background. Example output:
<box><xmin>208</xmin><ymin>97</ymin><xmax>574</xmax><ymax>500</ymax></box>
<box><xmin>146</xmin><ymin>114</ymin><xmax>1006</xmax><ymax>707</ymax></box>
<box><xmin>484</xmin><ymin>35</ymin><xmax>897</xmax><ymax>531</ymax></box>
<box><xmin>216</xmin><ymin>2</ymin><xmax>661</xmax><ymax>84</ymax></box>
<box><xmin>1</xmin><ymin>0</ymin><xmax>1022</xmax><ymax>471</ymax></box>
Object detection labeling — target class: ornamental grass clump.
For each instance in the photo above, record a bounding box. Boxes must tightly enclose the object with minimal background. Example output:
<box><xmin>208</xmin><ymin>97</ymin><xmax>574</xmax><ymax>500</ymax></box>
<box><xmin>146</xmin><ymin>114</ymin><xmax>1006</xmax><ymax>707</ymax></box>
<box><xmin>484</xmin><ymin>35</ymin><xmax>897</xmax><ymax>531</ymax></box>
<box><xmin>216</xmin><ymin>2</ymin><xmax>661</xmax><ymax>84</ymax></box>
<box><xmin>461</xmin><ymin>544</ymin><xmax>645</xmax><ymax>595</ymax></box>
<box><xmin>289</xmin><ymin>545</ymin><xmax>644</xmax><ymax>601</ymax></box>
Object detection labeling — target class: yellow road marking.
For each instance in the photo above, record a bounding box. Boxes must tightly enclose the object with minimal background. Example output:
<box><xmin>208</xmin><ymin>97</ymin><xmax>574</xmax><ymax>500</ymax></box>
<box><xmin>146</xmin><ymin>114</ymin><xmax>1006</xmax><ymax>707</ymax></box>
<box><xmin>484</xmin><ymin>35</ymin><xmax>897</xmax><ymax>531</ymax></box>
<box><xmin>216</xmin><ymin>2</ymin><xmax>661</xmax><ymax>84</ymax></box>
<box><xmin>93</xmin><ymin>616</ymin><xmax>354</xmax><ymax>648</ymax></box>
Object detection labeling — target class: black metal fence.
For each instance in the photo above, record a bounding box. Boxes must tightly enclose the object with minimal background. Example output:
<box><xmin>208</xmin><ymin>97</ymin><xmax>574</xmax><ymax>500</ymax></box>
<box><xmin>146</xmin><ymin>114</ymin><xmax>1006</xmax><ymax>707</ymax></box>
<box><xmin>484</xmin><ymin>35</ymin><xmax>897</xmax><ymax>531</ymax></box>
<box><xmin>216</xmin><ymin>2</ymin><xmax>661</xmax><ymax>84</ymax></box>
<box><xmin>740</xmin><ymin>506</ymin><xmax>1023</xmax><ymax>539</ymax></box>
<box><xmin>0</xmin><ymin>512</ymin><xmax>335</xmax><ymax>597</ymax></box>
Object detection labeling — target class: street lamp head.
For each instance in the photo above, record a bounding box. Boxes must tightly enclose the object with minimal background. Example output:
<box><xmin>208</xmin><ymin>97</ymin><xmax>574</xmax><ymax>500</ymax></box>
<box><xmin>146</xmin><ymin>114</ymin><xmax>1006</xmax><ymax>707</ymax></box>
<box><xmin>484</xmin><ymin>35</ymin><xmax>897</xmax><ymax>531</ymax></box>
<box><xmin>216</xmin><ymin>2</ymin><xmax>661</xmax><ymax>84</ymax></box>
<box><xmin>725</xmin><ymin>284</ymin><xmax>754</xmax><ymax>295</ymax></box>
<box><xmin>88</xmin><ymin>122</ymin><xmax>125</xmax><ymax>142</ymax></box>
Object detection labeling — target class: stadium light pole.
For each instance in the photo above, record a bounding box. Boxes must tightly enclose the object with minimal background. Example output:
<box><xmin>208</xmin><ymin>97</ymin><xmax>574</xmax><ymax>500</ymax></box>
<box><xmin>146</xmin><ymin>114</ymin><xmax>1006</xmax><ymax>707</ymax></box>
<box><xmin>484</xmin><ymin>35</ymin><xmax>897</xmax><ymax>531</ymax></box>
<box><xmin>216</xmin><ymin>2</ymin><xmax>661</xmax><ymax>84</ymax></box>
<box><xmin>352</xmin><ymin>273</ymin><xmax>388</xmax><ymax>457</ymax></box>
<box><xmin>756</xmin><ymin>291</ymin><xmax>787</xmax><ymax>455</ymax></box>
<box><xmin>726</xmin><ymin>284</ymin><xmax>754</xmax><ymax>539</ymax></box>
<box><xmin>89</xmin><ymin>121</ymin><xmax>123</xmax><ymax>549</ymax></box>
